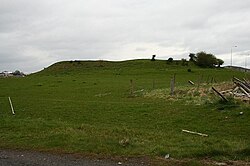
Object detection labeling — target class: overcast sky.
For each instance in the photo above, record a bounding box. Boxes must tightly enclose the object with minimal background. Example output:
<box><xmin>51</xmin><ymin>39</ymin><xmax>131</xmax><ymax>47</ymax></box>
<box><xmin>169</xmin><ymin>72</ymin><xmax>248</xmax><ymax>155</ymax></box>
<box><xmin>1</xmin><ymin>0</ymin><xmax>250</xmax><ymax>73</ymax></box>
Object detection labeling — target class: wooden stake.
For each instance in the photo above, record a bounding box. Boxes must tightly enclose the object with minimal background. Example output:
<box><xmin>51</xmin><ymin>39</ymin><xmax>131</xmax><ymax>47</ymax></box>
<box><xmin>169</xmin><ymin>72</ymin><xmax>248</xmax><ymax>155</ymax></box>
<box><xmin>8</xmin><ymin>97</ymin><xmax>15</xmax><ymax>115</ymax></box>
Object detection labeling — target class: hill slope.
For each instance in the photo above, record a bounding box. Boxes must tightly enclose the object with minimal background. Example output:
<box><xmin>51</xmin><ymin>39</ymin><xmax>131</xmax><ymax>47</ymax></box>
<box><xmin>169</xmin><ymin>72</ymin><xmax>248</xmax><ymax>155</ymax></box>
<box><xmin>0</xmin><ymin>59</ymin><xmax>249</xmax><ymax>163</ymax></box>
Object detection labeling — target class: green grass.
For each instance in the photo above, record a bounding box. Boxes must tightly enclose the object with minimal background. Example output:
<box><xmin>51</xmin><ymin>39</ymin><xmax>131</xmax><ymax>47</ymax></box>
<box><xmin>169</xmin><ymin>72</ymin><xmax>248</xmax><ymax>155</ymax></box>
<box><xmin>0</xmin><ymin>59</ymin><xmax>249</xmax><ymax>162</ymax></box>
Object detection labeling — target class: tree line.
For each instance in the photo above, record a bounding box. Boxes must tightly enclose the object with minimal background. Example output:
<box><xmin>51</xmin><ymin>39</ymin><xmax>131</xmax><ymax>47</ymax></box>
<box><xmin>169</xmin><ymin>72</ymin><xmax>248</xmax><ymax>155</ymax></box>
<box><xmin>152</xmin><ymin>51</ymin><xmax>224</xmax><ymax>68</ymax></box>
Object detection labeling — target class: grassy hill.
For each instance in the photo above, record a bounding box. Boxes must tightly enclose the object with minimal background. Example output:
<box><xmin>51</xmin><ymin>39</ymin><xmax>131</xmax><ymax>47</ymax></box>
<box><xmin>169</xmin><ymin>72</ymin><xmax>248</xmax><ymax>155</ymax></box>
<box><xmin>0</xmin><ymin>59</ymin><xmax>249</xmax><ymax>164</ymax></box>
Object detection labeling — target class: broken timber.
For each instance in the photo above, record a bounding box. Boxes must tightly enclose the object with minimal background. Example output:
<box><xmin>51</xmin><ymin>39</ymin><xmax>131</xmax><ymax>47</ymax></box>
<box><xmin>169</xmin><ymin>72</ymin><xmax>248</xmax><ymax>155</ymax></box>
<box><xmin>212</xmin><ymin>87</ymin><xmax>228</xmax><ymax>102</ymax></box>
<box><xmin>217</xmin><ymin>77</ymin><xmax>250</xmax><ymax>101</ymax></box>
<box><xmin>234</xmin><ymin>81</ymin><xmax>250</xmax><ymax>93</ymax></box>
<box><xmin>188</xmin><ymin>80</ymin><xmax>195</xmax><ymax>85</ymax></box>
<box><xmin>182</xmin><ymin>129</ymin><xmax>208</xmax><ymax>137</ymax></box>
<box><xmin>233</xmin><ymin>77</ymin><xmax>250</xmax><ymax>89</ymax></box>
<box><xmin>238</xmin><ymin>87</ymin><xmax>250</xmax><ymax>98</ymax></box>
<box><xmin>8</xmin><ymin>97</ymin><xmax>15</xmax><ymax>115</ymax></box>
<box><xmin>243</xmin><ymin>78</ymin><xmax>250</xmax><ymax>86</ymax></box>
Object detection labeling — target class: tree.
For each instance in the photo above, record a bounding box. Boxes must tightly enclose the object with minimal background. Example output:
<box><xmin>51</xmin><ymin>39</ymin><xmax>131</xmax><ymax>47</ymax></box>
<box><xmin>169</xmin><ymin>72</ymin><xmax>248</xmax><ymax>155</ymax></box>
<box><xmin>181</xmin><ymin>58</ymin><xmax>188</xmax><ymax>66</ymax></box>
<box><xmin>196</xmin><ymin>51</ymin><xmax>217</xmax><ymax>68</ymax></box>
<box><xmin>151</xmin><ymin>55</ymin><xmax>156</xmax><ymax>61</ymax></box>
<box><xmin>12</xmin><ymin>70</ymin><xmax>25</xmax><ymax>76</ymax></box>
<box><xmin>12</xmin><ymin>70</ymin><xmax>21</xmax><ymax>75</ymax></box>
<box><xmin>189</xmin><ymin>53</ymin><xmax>197</xmax><ymax>62</ymax></box>
<box><xmin>217</xmin><ymin>59</ymin><xmax>224</xmax><ymax>67</ymax></box>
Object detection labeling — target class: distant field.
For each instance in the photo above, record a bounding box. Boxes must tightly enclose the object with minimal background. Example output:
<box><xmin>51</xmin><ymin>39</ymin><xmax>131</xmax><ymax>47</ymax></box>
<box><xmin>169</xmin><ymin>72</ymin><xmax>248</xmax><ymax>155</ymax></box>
<box><xmin>0</xmin><ymin>60</ymin><xmax>249</xmax><ymax>163</ymax></box>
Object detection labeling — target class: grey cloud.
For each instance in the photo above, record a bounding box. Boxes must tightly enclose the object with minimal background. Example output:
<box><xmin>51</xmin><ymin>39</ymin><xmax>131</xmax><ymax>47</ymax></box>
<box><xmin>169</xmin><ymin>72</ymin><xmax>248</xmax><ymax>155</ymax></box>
<box><xmin>1</xmin><ymin>0</ymin><xmax>250</xmax><ymax>72</ymax></box>
<box><xmin>136</xmin><ymin>47</ymin><xmax>148</xmax><ymax>52</ymax></box>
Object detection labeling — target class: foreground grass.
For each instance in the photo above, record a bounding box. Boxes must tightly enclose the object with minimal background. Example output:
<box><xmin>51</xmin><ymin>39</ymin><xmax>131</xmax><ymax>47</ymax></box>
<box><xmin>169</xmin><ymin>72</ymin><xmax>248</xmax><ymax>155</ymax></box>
<box><xmin>0</xmin><ymin>60</ymin><xmax>249</xmax><ymax>162</ymax></box>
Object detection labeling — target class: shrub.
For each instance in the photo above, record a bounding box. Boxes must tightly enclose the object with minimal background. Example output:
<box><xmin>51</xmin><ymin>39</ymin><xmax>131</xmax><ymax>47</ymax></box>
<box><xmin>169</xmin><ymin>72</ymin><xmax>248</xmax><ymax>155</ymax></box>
<box><xmin>151</xmin><ymin>55</ymin><xmax>156</xmax><ymax>61</ymax></box>
<box><xmin>181</xmin><ymin>58</ymin><xmax>188</xmax><ymax>66</ymax></box>
<box><xmin>167</xmin><ymin>57</ymin><xmax>173</xmax><ymax>63</ymax></box>
<box><xmin>196</xmin><ymin>51</ymin><xmax>217</xmax><ymax>68</ymax></box>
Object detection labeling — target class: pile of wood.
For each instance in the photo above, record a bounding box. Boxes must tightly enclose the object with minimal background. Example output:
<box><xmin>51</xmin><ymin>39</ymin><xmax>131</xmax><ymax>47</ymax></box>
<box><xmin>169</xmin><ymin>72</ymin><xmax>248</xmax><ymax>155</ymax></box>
<box><xmin>219</xmin><ymin>77</ymin><xmax>250</xmax><ymax>101</ymax></box>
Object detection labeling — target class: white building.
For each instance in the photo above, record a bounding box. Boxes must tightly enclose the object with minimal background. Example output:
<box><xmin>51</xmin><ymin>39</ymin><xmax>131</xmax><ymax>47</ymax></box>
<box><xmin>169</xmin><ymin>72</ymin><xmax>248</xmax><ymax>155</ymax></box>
<box><xmin>0</xmin><ymin>71</ymin><xmax>13</xmax><ymax>77</ymax></box>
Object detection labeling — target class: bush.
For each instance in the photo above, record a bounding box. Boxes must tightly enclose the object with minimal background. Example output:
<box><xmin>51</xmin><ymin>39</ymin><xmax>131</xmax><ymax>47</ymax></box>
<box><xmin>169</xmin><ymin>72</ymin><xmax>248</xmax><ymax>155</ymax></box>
<box><xmin>181</xmin><ymin>58</ymin><xmax>188</xmax><ymax>66</ymax></box>
<box><xmin>151</xmin><ymin>55</ymin><xmax>156</xmax><ymax>61</ymax></box>
<box><xmin>167</xmin><ymin>57</ymin><xmax>173</xmax><ymax>63</ymax></box>
<box><xmin>196</xmin><ymin>51</ymin><xmax>217</xmax><ymax>68</ymax></box>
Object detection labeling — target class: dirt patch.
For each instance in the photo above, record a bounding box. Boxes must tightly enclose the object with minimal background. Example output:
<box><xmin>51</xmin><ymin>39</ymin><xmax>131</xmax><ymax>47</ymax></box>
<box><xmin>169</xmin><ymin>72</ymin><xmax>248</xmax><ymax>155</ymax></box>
<box><xmin>0</xmin><ymin>149</ymin><xmax>150</xmax><ymax>166</ymax></box>
<box><xmin>0</xmin><ymin>149</ymin><xmax>249</xmax><ymax>166</ymax></box>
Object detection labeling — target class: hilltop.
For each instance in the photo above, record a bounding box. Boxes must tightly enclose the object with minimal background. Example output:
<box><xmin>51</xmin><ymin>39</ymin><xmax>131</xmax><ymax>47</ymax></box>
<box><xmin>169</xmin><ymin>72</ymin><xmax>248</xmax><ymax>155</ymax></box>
<box><xmin>37</xmin><ymin>59</ymin><xmax>197</xmax><ymax>74</ymax></box>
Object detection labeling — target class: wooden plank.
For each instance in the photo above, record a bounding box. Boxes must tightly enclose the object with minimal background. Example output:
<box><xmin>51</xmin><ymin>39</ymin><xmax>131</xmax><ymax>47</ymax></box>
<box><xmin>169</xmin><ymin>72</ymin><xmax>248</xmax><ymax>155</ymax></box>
<box><xmin>242</xmin><ymin>78</ymin><xmax>250</xmax><ymax>88</ymax></box>
<box><xmin>239</xmin><ymin>87</ymin><xmax>250</xmax><ymax>98</ymax></box>
<box><xmin>188</xmin><ymin>80</ymin><xmax>195</xmax><ymax>85</ymax></box>
<box><xmin>182</xmin><ymin>129</ymin><xmax>208</xmax><ymax>137</ymax></box>
<box><xmin>234</xmin><ymin>77</ymin><xmax>250</xmax><ymax>89</ymax></box>
<box><xmin>212</xmin><ymin>87</ymin><xmax>228</xmax><ymax>102</ymax></box>
<box><xmin>220</xmin><ymin>89</ymin><xmax>233</xmax><ymax>94</ymax></box>
<box><xmin>8</xmin><ymin>97</ymin><xmax>15</xmax><ymax>115</ymax></box>
<box><xmin>234</xmin><ymin>81</ymin><xmax>250</xmax><ymax>93</ymax></box>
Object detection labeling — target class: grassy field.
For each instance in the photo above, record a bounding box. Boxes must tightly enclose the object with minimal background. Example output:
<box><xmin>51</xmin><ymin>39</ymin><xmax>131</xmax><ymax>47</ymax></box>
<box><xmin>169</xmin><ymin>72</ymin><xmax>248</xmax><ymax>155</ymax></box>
<box><xmin>0</xmin><ymin>59</ymin><xmax>249</xmax><ymax>163</ymax></box>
